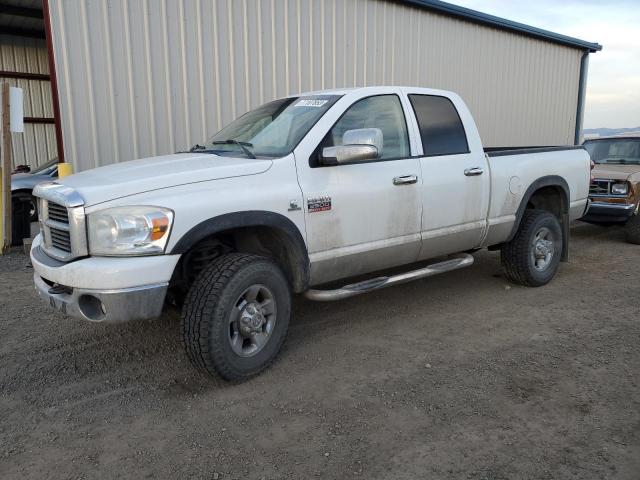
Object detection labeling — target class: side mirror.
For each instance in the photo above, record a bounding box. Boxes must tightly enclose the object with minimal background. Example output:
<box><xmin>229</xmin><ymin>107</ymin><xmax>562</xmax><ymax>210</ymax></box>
<box><xmin>320</xmin><ymin>128</ymin><xmax>383</xmax><ymax>166</ymax></box>
<box><xmin>321</xmin><ymin>144</ymin><xmax>378</xmax><ymax>165</ymax></box>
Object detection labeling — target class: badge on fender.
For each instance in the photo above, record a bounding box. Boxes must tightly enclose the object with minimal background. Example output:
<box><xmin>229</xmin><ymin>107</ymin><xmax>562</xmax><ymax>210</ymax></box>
<box><xmin>307</xmin><ymin>196</ymin><xmax>332</xmax><ymax>213</ymax></box>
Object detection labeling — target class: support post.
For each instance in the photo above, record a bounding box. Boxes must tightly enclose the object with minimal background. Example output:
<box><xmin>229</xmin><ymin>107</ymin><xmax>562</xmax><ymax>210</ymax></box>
<box><xmin>1</xmin><ymin>82</ymin><xmax>12</xmax><ymax>253</ymax></box>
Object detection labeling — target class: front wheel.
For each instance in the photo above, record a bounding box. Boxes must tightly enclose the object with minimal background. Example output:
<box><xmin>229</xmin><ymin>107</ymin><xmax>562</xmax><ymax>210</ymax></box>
<box><xmin>625</xmin><ymin>214</ymin><xmax>640</xmax><ymax>244</ymax></box>
<box><xmin>501</xmin><ymin>210</ymin><xmax>563</xmax><ymax>287</ymax></box>
<box><xmin>181</xmin><ymin>253</ymin><xmax>291</xmax><ymax>382</ymax></box>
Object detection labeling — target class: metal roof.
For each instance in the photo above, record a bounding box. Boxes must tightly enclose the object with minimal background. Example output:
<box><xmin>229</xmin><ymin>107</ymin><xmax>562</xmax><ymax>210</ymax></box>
<box><xmin>0</xmin><ymin>0</ymin><xmax>602</xmax><ymax>52</ymax></box>
<box><xmin>401</xmin><ymin>0</ymin><xmax>602</xmax><ymax>52</ymax></box>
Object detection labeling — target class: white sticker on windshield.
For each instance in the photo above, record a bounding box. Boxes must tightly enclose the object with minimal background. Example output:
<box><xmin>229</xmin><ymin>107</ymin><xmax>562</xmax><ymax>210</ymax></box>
<box><xmin>295</xmin><ymin>99</ymin><xmax>328</xmax><ymax>108</ymax></box>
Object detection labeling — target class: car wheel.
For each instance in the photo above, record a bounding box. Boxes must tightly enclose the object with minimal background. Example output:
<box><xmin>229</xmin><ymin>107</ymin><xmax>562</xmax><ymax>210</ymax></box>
<box><xmin>181</xmin><ymin>253</ymin><xmax>291</xmax><ymax>382</ymax></box>
<box><xmin>501</xmin><ymin>209</ymin><xmax>563</xmax><ymax>287</ymax></box>
<box><xmin>12</xmin><ymin>191</ymin><xmax>37</xmax><ymax>222</ymax></box>
<box><xmin>28</xmin><ymin>195</ymin><xmax>38</xmax><ymax>222</ymax></box>
<box><xmin>11</xmin><ymin>192</ymin><xmax>36</xmax><ymax>246</ymax></box>
<box><xmin>625</xmin><ymin>213</ymin><xmax>640</xmax><ymax>245</ymax></box>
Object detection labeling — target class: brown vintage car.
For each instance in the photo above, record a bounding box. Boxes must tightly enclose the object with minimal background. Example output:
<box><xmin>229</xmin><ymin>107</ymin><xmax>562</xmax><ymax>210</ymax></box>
<box><xmin>581</xmin><ymin>136</ymin><xmax>640</xmax><ymax>244</ymax></box>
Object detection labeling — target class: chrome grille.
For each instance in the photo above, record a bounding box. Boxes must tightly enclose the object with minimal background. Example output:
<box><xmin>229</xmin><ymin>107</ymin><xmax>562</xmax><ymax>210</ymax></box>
<box><xmin>589</xmin><ymin>179</ymin><xmax>611</xmax><ymax>196</ymax></box>
<box><xmin>46</xmin><ymin>202</ymin><xmax>72</xmax><ymax>253</ymax></box>
<box><xmin>47</xmin><ymin>202</ymin><xmax>69</xmax><ymax>223</ymax></box>
<box><xmin>34</xmin><ymin>183</ymin><xmax>87</xmax><ymax>262</ymax></box>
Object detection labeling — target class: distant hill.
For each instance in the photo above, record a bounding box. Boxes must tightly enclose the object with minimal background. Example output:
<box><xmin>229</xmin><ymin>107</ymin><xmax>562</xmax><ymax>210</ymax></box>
<box><xmin>584</xmin><ymin>127</ymin><xmax>640</xmax><ymax>137</ymax></box>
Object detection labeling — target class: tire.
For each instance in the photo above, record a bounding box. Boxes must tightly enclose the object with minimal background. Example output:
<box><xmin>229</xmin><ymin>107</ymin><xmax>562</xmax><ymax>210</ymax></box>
<box><xmin>182</xmin><ymin>253</ymin><xmax>291</xmax><ymax>382</ymax></box>
<box><xmin>11</xmin><ymin>192</ymin><xmax>34</xmax><ymax>246</ymax></box>
<box><xmin>13</xmin><ymin>191</ymin><xmax>38</xmax><ymax>222</ymax></box>
<box><xmin>28</xmin><ymin>195</ymin><xmax>37</xmax><ymax>222</ymax></box>
<box><xmin>625</xmin><ymin>214</ymin><xmax>640</xmax><ymax>245</ymax></box>
<box><xmin>501</xmin><ymin>209</ymin><xmax>563</xmax><ymax>287</ymax></box>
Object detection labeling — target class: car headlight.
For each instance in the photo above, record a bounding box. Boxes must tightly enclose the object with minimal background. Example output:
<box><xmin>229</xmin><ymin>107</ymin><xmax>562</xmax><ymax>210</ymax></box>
<box><xmin>87</xmin><ymin>206</ymin><xmax>174</xmax><ymax>256</ymax></box>
<box><xmin>611</xmin><ymin>183</ymin><xmax>629</xmax><ymax>195</ymax></box>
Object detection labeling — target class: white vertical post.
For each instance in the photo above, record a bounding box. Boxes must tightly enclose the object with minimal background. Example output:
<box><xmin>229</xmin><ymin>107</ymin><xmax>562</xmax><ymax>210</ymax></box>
<box><xmin>0</xmin><ymin>84</ymin><xmax>24</xmax><ymax>253</ymax></box>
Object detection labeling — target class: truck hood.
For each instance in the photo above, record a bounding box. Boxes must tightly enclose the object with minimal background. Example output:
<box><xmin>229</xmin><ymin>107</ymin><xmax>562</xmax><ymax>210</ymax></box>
<box><xmin>12</xmin><ymin>172</ymin><xmax>53</xmax><ymax>191</ymax></box>
<box><xmin>592</xmin><ymin>164</ymin><xmax>640</xmax><ymax>182</ymax></box>
<box><xmin>58</xmin><ymin>153</ymin><xmax>272</xmax><ymax>206</ymax></box>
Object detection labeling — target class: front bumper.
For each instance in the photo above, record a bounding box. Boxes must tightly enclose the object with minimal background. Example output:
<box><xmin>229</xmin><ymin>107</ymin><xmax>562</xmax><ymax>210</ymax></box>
<box><xmin>34</xmin><ymin>274</ymin><xmax>167</xmax><ymax>322</ymax></box>
<box><xmin>581</xmin><ymin>201</ymin><xmax>637</xmax><ymax>224</ymax></box>
<box><xmin>30</xmin><ymin>234</ymin><xmax>180</xmax><ymax>322</ymax></box>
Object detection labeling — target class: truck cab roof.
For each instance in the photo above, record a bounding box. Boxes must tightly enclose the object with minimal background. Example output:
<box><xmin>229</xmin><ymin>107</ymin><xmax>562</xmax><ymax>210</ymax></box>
<box><xmin>294</xmin><ymin>85</ymin><xmax>457</xmax><ymax>99</ymax></box>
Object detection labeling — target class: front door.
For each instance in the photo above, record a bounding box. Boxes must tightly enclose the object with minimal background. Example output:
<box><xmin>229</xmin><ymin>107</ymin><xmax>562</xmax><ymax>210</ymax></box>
<box><xmin>294</xmin><ymin>93</ymin><xmax>423</xmax><ymax>285</ymax></box>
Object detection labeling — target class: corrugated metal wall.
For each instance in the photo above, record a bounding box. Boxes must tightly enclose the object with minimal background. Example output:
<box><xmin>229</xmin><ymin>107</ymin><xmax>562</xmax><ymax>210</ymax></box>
<box><xmin>48</xmin><ymin>0</ymin><xmax>583</xmax><ymax>172</ymax></box>
<box><xmin>0</xmin><ymin>37</ymin><xmax>57</xmax><ymax>169</ymax></box>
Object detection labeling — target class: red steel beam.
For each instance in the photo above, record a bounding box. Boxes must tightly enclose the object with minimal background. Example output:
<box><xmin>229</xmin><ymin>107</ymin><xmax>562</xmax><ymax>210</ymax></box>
<box><xmin>42</xmin><ymin>0</ymin><xmax>65</xmax><ymax>163</ymax></box>
<box><xmin>24</xmin><ymin>117</ymin><xmax>55</xmax><ymax>124</ymax></box>
<box><xmin>0</xmin><ymin>71</ymin><xmax>50</xmax><ymax>81</ymax></box>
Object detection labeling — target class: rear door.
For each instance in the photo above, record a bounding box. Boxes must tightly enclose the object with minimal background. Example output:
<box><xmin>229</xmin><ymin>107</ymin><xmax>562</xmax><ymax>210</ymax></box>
<box><xmin>293</xmin><ymin>91</ymin><xmax>423</xmax><ymax>285</ymax></box>
<box><xmin>404</xmin><ymin>91</ymin><xmax>490</xmax><ymax>259</ymax></box>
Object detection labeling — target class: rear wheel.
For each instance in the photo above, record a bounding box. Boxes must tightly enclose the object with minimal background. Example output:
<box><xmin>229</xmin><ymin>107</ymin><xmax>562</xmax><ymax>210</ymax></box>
<box><xmin>625</xmin><ymin>214</ymin><xmax>640</xmax><ymax>244</ymax></box>
<box><xmin>501</xmin><ymin>210</ymin><xmax>563</xmax><ymax>287</ymax></box>
<box><xmin>181</xmin><ymin>253</ymin><xmax>291</xmax><ymax>382</ymax></box>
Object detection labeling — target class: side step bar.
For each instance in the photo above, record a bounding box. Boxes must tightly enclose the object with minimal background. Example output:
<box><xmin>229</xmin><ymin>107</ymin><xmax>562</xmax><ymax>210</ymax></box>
<box><xmin>304</xmin><ymin>253</ymin><xmax>474</xmax><ymax>302</ymax></box>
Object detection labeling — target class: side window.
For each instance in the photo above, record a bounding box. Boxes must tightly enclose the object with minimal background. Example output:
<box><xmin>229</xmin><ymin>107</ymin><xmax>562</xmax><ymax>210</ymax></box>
<box><xmin>408</xmin><ymin>95</ymin><xmax>469</xmax><ymax>156</ymax></box>
<box><xmin>325</xmin><ymin>95</ymin><xmax>410</xmax><ymax>161</ymax></box>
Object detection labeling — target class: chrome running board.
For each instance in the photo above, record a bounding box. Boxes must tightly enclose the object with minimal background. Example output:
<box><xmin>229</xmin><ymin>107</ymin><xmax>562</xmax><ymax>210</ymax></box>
<box><xmin>304</xmin><ymin>253</ymin><xmax>474</xmax><ymax>302</ymax></box>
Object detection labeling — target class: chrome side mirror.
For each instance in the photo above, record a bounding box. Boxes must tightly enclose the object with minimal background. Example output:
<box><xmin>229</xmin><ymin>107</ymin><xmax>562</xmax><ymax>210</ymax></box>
<box><xmin>343</xmin><ymin>128</ymin><xmax>383</xmax><ymax>152</ymax></box>
<box><xmin>321</xmin><ymin>144</ymin><xmax>378</xmax><ymax>165</ymax></box>
<box><xmin>321</xmin><ymin>128</ymin><xmax>383</xmax><ymax>165</ymax></box>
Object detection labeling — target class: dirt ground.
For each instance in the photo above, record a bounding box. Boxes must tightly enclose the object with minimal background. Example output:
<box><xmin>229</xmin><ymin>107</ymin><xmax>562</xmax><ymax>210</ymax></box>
<box><xmin>1</xmin><ymin>222</ymin><xmax>639</xmax><ymax>479</ymax></box>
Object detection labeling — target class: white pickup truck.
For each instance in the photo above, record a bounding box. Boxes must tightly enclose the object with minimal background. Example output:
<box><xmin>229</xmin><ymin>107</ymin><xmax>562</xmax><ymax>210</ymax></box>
<box><xmin>32</xmin><ymin>86</ymin><xmax>590</xmax><ymax>381</ymax></box>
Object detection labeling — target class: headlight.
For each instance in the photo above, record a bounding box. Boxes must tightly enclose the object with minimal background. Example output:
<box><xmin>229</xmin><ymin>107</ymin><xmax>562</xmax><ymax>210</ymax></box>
<box><xmin>87</xmin><ymin>206</ymin><xmax>173</xmax><ymax>256</ymax></box>
<box><xmin>611</xmin><ymin>183</ymin><xmax>629</xmax><ymax>195</ymax></box>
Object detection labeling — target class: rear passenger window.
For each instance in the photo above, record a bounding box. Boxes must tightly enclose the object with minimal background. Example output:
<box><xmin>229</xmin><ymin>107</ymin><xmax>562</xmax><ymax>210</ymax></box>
<box><xmin>409</xmin><ymin>95</ymin><xmax>469</xmax><ymax>156</ymax></box>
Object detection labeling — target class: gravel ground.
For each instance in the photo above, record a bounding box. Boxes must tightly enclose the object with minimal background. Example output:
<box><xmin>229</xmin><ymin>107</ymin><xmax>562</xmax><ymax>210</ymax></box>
<box><xmin>1</xmin><ymin>222</ymin><xmax>639</xmax><ymax>479</ymax></box>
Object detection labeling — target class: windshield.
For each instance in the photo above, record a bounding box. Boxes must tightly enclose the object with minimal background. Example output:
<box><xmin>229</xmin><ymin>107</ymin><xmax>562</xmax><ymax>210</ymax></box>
<box><xmin>31</xmin><ymin>158</ymin><xmax>59</xmax><ymax>175</ymax></box>
<box><xmin>201</xmin><ymin>95</ymin><xmax>340</xmax><ymax>158</ymax></box>
<box><xmin>584</xmin><ymin>139</ymin><xmax>640</xmax><ymax>165</ymax></box>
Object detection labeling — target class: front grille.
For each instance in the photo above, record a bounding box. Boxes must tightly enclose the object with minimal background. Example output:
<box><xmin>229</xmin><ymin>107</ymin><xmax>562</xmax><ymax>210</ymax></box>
<box><xmin>47</xmin><ymin>202</ymin><xmax>69</xmax><ymax>223</ymax></box>
<box><xmin>46</xmin><ymin>202</ymin><xmax>72</xmax><ymax>253</ymax></box>
<box><xmin>42</xmin><ymin>200</ymin><xmax>72</xmax><ymax>254</ymax></box>
<box><xmin>34</xmin><ymin>183</ymin><xmax>87</xmax><ymax>262</ymax></box>
<box><xmin>589</xmin><ymin>178</ymin><xmax>629</xmax><ymax>198</ymax></box>
<box><xmin>589</xmin><ymin>179</ymin><xmax>611</xmax><ymax>196</ymax></box>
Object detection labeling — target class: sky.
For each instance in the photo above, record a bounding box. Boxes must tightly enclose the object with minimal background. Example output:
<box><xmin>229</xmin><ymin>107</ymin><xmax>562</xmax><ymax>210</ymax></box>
<box><xmin>449</xmin><ymin>0</ymin><xmax>640</xmax><ymax>129</ymax></box>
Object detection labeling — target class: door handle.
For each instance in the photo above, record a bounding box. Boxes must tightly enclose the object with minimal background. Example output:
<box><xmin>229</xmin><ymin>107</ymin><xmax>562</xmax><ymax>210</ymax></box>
<box><xmin>464</xmin><ymin>167</ymin><xmax>484</xmax><ymax>176</ymax></box>
<box><xmin>393</xmin><ymin>175</ymin><xmax>418</xmax><ymax>185</ymax></box>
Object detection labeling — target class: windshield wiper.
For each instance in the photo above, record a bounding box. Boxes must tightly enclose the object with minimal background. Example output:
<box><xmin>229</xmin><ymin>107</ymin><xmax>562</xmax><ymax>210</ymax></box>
<box><xmin>189</xmin><ymin>143</ymin><xmax>206</xmax><ymax>152</ymax></box>
<box><xmin>176</xmin><ymin>144</ymin><xmax>220</xmax><ymax>155</ymax></box>
<box><xmin>212</xmin><ymin>140</ymin><xmax>256</xmax><ymax>159</ymax></box>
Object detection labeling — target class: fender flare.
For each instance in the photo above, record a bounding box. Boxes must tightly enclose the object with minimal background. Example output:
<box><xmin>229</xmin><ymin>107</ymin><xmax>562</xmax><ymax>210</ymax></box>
<box><xmin>170</xmin><ymin>211</ymin><xmax>310</xmax><ymax>291</ymax></box>
<box><xmin>507</xmin><ymin>175</ymin><xmax>570</xmax><ymax>261</ymax></box>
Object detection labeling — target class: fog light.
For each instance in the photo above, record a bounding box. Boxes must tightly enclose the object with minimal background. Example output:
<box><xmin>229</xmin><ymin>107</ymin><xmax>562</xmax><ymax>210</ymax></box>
<box><xmin>78</xmin><ymin>295</ymin><xmax>106</xmax><ymax>322</ymax></box>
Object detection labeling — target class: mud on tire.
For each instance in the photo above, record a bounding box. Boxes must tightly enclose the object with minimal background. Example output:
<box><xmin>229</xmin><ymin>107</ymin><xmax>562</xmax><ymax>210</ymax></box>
<box><xmin>181</xmin><ymin>253</ymin><xmax>291</xmax><ymax>382</ymax></box>
<box><xmin>501</xmin><ymin>209</ymin><xmax>563</xmax><ymax>287</ymax></box>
